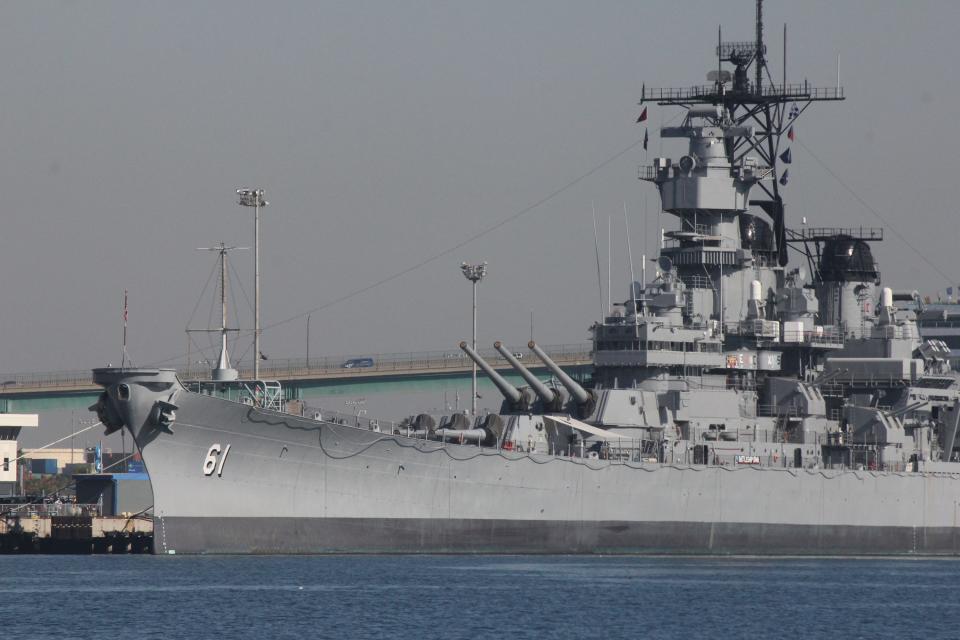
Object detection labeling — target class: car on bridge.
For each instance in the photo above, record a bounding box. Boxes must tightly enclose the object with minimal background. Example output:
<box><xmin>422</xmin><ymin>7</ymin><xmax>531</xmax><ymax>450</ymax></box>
<box><xmin>341</xmin><ymin>357</ymin><xmax>375</xmax><ymax>369</ymax></box>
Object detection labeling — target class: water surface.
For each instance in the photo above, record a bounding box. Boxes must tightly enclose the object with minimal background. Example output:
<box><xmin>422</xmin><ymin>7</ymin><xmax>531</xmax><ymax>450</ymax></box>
<box><xmin>1</xmin><ymin>555</ymin><xmax>956</xmax><ymax>639</ymax></box>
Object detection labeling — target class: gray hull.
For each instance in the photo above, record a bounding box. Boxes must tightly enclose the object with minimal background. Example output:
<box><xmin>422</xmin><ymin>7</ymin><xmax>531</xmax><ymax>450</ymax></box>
<box><xmin>131</xmin><ymin>388</ymin><xmax>960</xmax><ymax>555</ymax></box>
<box><xmin>158</xmin><ymin>517</ymin><xmax>960</xmax><ymax>555</ymax></box>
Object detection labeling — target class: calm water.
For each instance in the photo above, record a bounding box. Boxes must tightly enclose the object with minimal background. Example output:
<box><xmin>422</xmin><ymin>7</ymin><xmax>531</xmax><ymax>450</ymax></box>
<box><xmin>1</xmin><ymin>555</ymin><xmax>957</xmax><ymax>639</ymax></box>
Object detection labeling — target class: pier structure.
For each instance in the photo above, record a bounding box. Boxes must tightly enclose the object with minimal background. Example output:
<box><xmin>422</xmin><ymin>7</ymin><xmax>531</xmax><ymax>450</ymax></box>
<box><xmin>0</xmin><ymin>505</ymin><xmax>152</xmax><ymax>553</ymax></box>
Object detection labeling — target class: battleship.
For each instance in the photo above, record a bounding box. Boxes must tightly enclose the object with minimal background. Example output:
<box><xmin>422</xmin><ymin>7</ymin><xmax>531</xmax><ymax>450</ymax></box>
<box><xmin>91</xmin><ymin>2</ymin><xmax>960</xmax><ymax>554</ymax></box>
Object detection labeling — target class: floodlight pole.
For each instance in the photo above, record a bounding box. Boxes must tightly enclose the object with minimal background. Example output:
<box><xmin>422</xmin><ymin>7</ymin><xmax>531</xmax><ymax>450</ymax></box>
<box><xmin>460</xmin><ymin>262</ymin><xmax>487</xmax><ymax>415</ymax></box>
<box><xmin>237</xmin><ymin>188</ymin><xmax>268</xmax><ymax>380</ymax></box>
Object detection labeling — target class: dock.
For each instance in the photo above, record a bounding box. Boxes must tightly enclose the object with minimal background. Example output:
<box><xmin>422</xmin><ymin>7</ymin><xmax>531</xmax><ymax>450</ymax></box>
<box><xmin>0</xmin><ymin>504</ymin><xmax>152</xmax><ymax>553</ymax></box>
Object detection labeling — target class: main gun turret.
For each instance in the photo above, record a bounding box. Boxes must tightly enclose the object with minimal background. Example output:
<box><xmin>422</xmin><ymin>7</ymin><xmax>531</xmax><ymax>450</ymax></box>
<box><xmin>528</xmin><ymin>341</ymin><xmax>593</xmax><ymax>414</ymax></box>
<box><xmin>494</xmin><ymin>341</ymin><xmax>564</xmax><ymax>412</ymax></box>
<box><xmin>459</xmin><ymin>341</ymin><xmax>534</xmax><ymax>411</ymax></box>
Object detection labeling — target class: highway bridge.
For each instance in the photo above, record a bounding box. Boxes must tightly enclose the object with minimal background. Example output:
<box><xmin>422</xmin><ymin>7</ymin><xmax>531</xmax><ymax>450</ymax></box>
<box><xmin>0</xmin><ymin>343</ymin><xmax>593</xmax><ymax>412</ymax></box>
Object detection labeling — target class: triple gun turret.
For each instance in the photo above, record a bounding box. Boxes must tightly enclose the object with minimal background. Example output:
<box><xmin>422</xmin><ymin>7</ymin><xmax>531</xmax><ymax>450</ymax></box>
<box><xmin>459</xmin><ymin>340</ymin><xmax>593</xmax><ymax>415</ymax></box>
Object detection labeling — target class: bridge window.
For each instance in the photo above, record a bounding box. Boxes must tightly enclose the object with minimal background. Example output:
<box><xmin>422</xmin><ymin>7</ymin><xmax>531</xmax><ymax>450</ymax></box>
<box><xmin>3</xmin><ymin>457</ymin><xmax>8</xmax><ymax>472</ymax></box>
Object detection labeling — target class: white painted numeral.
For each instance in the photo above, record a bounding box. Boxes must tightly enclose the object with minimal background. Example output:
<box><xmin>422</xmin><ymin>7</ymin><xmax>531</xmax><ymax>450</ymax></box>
<box><xmin>203</xmin><ymin>443</ymin><xmax>230</xmax><ymax>476</ymax></box>
<box><xmin>216</xmin><ymin>444</ymin><xmax>231</xmax><ymax>476</ymax></box>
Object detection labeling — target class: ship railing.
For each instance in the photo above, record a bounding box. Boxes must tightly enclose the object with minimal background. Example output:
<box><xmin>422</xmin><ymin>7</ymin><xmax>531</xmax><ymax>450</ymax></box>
<box><xmin>184</xmin><ymin>379</ymin><xmax>285</xmax><ymax>412</ymax></box>
<box><xmin>679</xmin><ymin>274</ymin><xmax>714</xmax><ymax>290</ymax></box>
<box><xmin>296</xmin><ymin>404</ymin><xmax>404</xmax><ymax>434</ymax></box>
<box><xmin>641</xmin><ymin>83</ymin><xmax>843</xmax><ymax>102</ymax></box>
<box><xmin>756</xmin><ymin>404</ymin><xmax>804</xmax><ymax>418</ymax></box>
<box><xmin>681</xmin><ymin>378</ymin><xmax>757</xmax><ymax>392</ymax></box>
<box><xmin>537</xmin><ymin>438</ymin><xmax>660</xmax><ymax>464</ymax></box>
<box><xmin>917</xmin><ymin>319</ymin><xmax>960</xmax><ymax>328</ymax></box>
<box><xmin>638</xmin><ymin>166</ymin><xmax>658</xmax><ymax>181</ymax></box>
<box><xmin>721</xmin><ymin>322</ymin><xmax>844</xmax><ymax>346</ymax></box>
<box><xmin>785</xmin><ymin>226</ymin><xmax>883</xmax><ymax>242</ymax></box>
<box><xmin>0</xmin><ymin>502</ymin><xmax>102</xmax><ymax>518</ymax></box>
<box><xmin>806</xmin><ymin>329</ymin><xmax>845</xmax><ymax>345</ymax></box>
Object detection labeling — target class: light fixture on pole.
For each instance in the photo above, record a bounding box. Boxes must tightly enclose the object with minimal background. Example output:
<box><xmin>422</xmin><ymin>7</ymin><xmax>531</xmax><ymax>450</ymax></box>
<box><xmin>460</xmin><ymin>261</ymin><xmax>487</xmax><ymax>415</ymax></box>
<box><xmin>236</xmin><ymin>188</ymin><xmax>268</xmax><ymax>380</ymax></box>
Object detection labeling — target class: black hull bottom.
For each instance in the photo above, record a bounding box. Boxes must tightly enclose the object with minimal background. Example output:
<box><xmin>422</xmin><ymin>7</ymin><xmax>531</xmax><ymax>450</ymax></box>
<box><xmin>154</xmin><ymin>517</ymin><xmax>960</xmax><ymax>556</ymax></box>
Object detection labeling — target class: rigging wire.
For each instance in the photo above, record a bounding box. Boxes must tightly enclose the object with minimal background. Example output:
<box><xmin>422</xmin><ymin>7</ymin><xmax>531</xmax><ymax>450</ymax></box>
<box><xmin>145</xmin><ymin>136</ymin><xmax>646</xmax><ymax>366</ymax></box>
<box><xmin>228</xmin><ymin>256</ymin><xmax>255</xmax><ymax>364</ymax></box>
<box><xmin>3</xmin><ymin>422</ymin><xmax>100</xmax><ymax>467</ymax></box>
<box><xmin>183</xmin><ymin>253</ymin><xmax>220</xmax><ymax>337</ymax></box>
<box><xmin>259</xmin><ymin>137</ymin><xmax>647</xmax><ymax>333</ymax></box>
<box><xmin>1</xmin><ymin>449</ymin><xmax>141</xmax><ymax>517</ymax></box>
<box><xmin>796</xmin><ymin>138</ymin><xmax>953</xmax><ymax>286</ymax></box>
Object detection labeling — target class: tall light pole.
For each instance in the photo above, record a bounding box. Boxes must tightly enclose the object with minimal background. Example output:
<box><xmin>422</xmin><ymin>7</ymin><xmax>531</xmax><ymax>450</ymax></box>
<box><xmin>237</xmin><ymin>188</ymin><xmax>268</xmax><ymax>380</ymax></box>
<box><xmin>460</xmin><ymin>261</ymin><xmax>487</xmax><ymax>415</ymax></box>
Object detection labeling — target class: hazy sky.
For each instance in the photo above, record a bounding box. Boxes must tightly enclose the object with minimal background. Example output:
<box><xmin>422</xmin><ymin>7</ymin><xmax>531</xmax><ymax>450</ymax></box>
<box><xmin>2</xmin><ymin>0</ymin><xmax>959</xmax><ymax>380</ymax></box>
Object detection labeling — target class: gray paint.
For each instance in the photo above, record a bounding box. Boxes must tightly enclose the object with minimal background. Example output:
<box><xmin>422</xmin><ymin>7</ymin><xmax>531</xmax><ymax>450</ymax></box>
<box><xmin>92</xmin><ymin>371</ymin><xmax>960</xmax><ymax>555</ymax></box>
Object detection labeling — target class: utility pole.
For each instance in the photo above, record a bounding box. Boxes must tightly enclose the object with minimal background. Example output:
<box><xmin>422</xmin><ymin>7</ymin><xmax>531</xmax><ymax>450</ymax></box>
<box><xmin>236</xmin><ymin>188</ymin><xmax>268</xmax><ymax>380</ymax></box>
<box><xmin>460</xmin><ymin>262</ymin><xmax>487</xmax><ymax>415</ymax></box>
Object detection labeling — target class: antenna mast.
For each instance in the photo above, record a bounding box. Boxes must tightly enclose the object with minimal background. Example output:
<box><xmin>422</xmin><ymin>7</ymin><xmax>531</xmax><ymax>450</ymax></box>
<box><xmin>196</xmin><ymin>242</ymin><xmax>247</xmax><ymax>381</ymax></box>
<box><xmin>755</xmin><ymin>0</ymin><xmax>764</xmax><ymax>92</ymax></box>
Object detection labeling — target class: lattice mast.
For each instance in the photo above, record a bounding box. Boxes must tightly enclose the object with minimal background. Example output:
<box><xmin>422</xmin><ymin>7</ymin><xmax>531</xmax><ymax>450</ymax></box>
<box><xmin>640</xmin><ymin>0</ymin><xmax>844</xmax><ymax>266</ymax></box>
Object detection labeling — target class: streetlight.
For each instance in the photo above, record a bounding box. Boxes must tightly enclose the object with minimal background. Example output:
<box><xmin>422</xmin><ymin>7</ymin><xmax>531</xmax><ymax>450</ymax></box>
<box><xmin>460</xmin><ymin>261</ymin><xmax>487</xmax><ymax>415</ymax></box>
<box><xmin>237</xmin><ymin>188</ymin><xmax>268</xmax><ymax>380</ymax></box>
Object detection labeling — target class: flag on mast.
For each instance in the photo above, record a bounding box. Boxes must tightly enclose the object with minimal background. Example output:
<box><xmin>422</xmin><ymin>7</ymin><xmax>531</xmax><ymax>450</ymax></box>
<box><xmin>643</xmin><ymin>128</ymin><xmax>649</xmax><ymax>150</ymax></box>
<box><xmin>787</xmin><ymin>125</ymin><xmax>795</xmax><ymax>141</ymax></box>
<box><xmin>779</xmin><ymin>148</ymin><xmax>792</xmax><ymax>164</ymax></box>
<box><xmin>779</xmin><ymin>169</ymin><xmax>790</xmax><ymax>186</ymax></box>
<box><xmin>636</xmin><ymin>106</ymin><xmax>648</xmax><ymax>123</ymax></box>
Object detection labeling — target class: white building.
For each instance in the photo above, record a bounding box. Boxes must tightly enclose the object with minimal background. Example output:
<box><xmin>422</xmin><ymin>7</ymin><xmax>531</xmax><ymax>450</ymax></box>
<box><xmin>0</xmin><ymin>413</ymin><xmax>39</xmax><ymax>496</ymax></box>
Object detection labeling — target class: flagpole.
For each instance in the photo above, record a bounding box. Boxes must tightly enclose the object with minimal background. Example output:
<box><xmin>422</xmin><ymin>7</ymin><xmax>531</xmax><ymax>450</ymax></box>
<box><xmin>121</xmin><ymin>289</ymin><xmax>128</xmax><ymax>369</ymax></box>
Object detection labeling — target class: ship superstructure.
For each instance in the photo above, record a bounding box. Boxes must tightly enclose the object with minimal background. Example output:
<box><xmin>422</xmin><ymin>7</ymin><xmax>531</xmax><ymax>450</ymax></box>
<box><xmin>89</xmin><ymin>2</ymin><xmax>960</xmax><ymax>554</ymax></box>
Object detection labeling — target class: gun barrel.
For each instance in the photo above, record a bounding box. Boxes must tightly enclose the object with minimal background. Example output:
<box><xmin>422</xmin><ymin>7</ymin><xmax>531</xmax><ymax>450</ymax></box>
<box><xmin>459</xmin><ymin>341</ymin><xmax>522</xmax><ymax>404</ymax></box>
<box><xmin>494</xmin><ymin>341</ymin><xmax>557</xmax><ymax>405</ymax></box>
<box><xmin>528</xmin><ymin>341</ymin><xmax>590</xmax><ymax>405</ymax></box>
<box><xmin>434</xmin><ymin>428</ymin><xmax>487</xmax><ymax>442</ymax></box>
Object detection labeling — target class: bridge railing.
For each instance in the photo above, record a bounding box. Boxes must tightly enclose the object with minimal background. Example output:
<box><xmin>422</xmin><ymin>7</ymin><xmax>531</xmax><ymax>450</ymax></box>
<box><xmin>0</xmin><ymin>369</ymin><xmax>95</xmax><ymax>392</ymax></box>
<box><xmin>222</xmin><ymin>342</ymin><xmax>592</xmax><ymax>379</ymax></box>
<box><xmin>0</xmin><ymin>342</ymin><xmax>593</xmax><ymax>392</ymax></box>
